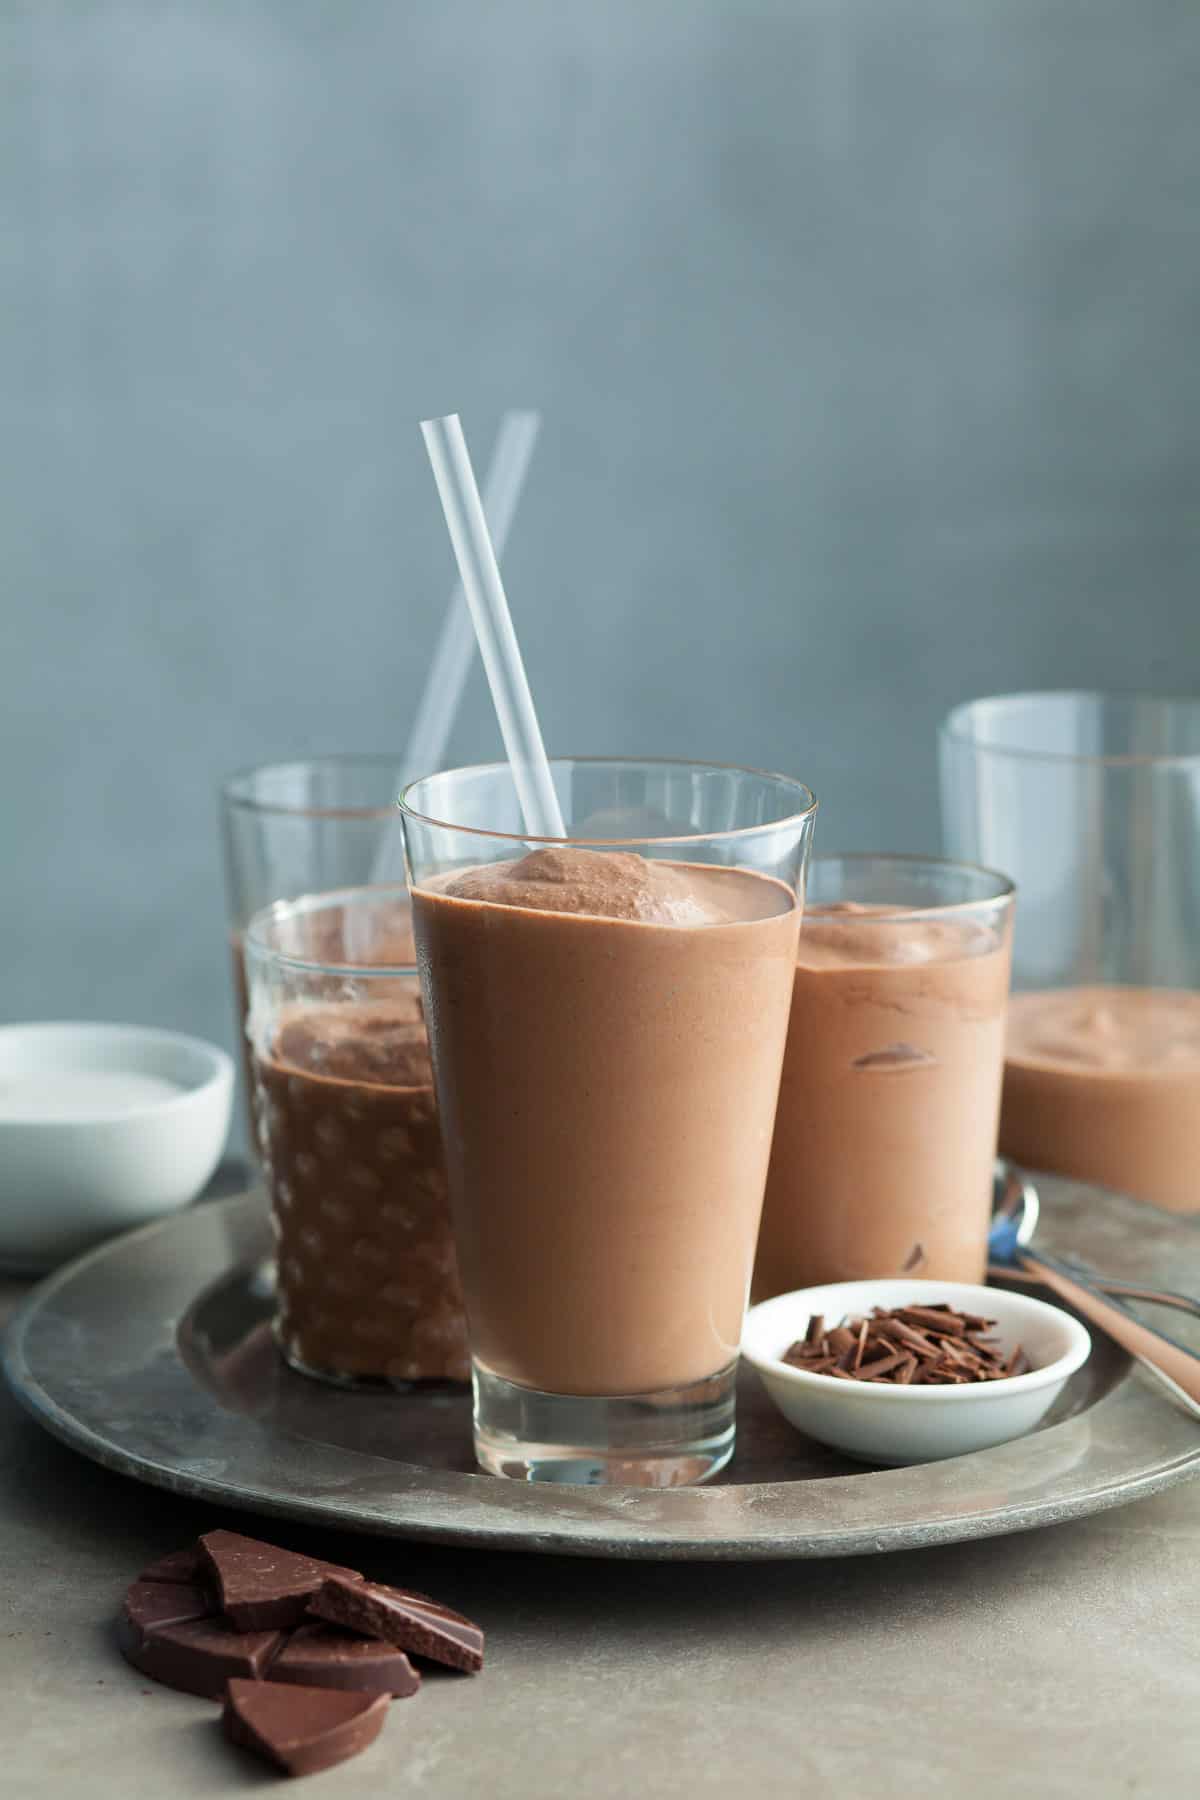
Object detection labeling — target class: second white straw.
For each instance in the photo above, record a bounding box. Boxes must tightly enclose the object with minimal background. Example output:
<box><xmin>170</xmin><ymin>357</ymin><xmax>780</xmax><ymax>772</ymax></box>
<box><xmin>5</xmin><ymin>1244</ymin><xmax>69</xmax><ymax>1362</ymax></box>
<box><xmin>420</xmin><ymin>412</ymin><xmax>565</xmax><ymax>839</ymax></box>
<box><xmin>402</xmin><ymin>409</ymin><xmax>542</xmax><ymax>781</ymax></box>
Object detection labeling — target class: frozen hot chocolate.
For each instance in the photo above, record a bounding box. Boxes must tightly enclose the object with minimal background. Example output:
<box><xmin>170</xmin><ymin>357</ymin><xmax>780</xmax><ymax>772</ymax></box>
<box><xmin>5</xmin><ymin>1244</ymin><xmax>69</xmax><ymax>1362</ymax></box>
<box><xmin>1001</xmin><ymin>987</ymin><xmax>1200</xmax><ymax>1212</ymax></box>
<box><xmin>246</xmin><ymin>896</ymin><xmax>468</xmax><ymax>1385</ymax></box>
<box><xmin>411</xmin><ymin>847</ymin><xmax>799</xmax><ymax>1396</ymax></box>
<box><xmin>753</xmin><ymin>902</ymin><xmax>1012</xmax><ymax>1298</ymax></box>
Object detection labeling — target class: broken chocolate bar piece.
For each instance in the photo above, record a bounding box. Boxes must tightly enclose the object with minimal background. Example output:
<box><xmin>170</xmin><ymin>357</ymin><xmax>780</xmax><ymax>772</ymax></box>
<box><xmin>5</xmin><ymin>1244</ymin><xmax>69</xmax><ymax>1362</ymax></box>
<box><xmin>199</xmin><ymin>1529</ymin><xmax>363</xmax><ymax>1630</ymax></box>
<box><xmin>117</xmin><ymin>1556</ymin><xmax>422</xmax><ymax>1702</ymax></box>
<box><xmin>138</xmin><ymin>1547</ymin><xmax>207</xmax><ymax>1586</ymax></box>
<box><xmin>118</xmin><ymin>1613</ymin><xmax>283</xmax><ymax>1699</ymax></box>
<box><xmin>271</xmin><ymin>1624</ymin><xmax>421</xmax><ymax>1698</ymax></box>
<box><xmin>121</xmin><ymin>1579</ymin><xmax>213</xmax><ymax>1638</ymax></box>
<box><xmin>224</xmin><ymin>1677</ymin><xmax>388</xmax><ymax>1778</ymax></box>
<box><xmin>311</xmin><ymin>1574</ymin><xmax>484</xmax><ymax>1674</ymax></box>
<box><xmin>120</xmin><ymin>1528</ymin><xmax>478</xmax><ymax>1734</ymax></box>
<box><xmin>783</xmin><ymin>1301</ymin><xmax>1027</xmax><ymax>1386</ymax></box>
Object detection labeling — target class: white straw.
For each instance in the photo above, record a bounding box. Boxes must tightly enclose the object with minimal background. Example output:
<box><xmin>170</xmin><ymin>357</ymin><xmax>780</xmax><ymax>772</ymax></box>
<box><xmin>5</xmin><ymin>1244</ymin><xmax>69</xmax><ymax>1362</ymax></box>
<box><xmin>402</xmin><ymin>410</ymin><xmax>541</xmax><ymax>781</ymax></box>
<box><xmin>420</xmin><ymin>413</ymin><xmax>565</xmax><ymax>839</ymax></box>
<box><xmin>366</xmin><ymin>410</ymin><xmax>541</xmax><ymax>889</ymax></box>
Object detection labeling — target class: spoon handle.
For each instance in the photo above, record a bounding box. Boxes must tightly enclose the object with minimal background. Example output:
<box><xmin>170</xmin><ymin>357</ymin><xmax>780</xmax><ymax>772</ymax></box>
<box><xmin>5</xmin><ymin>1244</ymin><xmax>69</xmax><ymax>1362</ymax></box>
<box><xmin>1019</xmin><ymin>1247</ymin><xmax>1200</xmax><ymax>1417</ymax></box>
<box><xmin>1056</xmin><ymin>1271</ymin><xmax>1200</xmax><ymax>1321</ymax></box>
<box><xmin>988</xmin><ymin>1262</ymin><xmax>1200</xmax><ymax>1318</ymax></box>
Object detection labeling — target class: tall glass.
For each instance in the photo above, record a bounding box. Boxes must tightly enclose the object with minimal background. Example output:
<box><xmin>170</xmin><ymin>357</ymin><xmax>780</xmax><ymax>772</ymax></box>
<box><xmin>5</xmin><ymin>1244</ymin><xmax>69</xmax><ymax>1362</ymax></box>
<box><xmin>221</xmin><ymin>757</ymin><xmax>412</xmax><ymax>1143</ymax></box>
<box><xmin>243</xmin><ymin>885</ymin><xmax>468</xmax><ymax>1388</ymax></box>
<box><xmin>400</xmin><ymin>758</ymin><xmax>817</xmax><ymax>1487</ymax></box>
<box><xmin>940</xmin><ymin>692</ymin><xmax>1200</xmax><ymax>1211</ymax></box>
<box><xmin>753</xmin><ymin>855</ymin><xmax>1014</xmax><ymax>1300</ymax></box>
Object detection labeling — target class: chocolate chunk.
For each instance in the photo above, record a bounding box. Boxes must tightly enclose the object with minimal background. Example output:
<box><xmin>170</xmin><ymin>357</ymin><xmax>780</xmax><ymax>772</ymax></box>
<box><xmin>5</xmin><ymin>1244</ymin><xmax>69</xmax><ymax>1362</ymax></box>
<box><xmin>311</xmin><ymin>1574</ymin><xmax>484</xmax><ymax>1674</ymax></box>
<box><xmin>118</xmin><ymin>1613</ymin><xmax>283</xmax><ymax>1699</ymax></box>
<box><xmin>224</xmin><ymin>1677</ymin><xmax>388</xmax><ymax>1778</ymax></box>
<box><xmin>121</xmin><ymin>1579</ymin><xmax>214</xmax><ymax>1636</ymax></box>
<box><xmin>139</xmin><ymin>1546</ymin><xmax>206</xmax><ymax>1586</ymax></box>
<box><xmin>199</xmin><ymin>1529</ymin><xmax>363</xmax><ymax>1630</ymax></box>
<box><xmin>271</xmin><ymin>1624</ymin><xmax>421</xmax><ymax>1699</ymax></box>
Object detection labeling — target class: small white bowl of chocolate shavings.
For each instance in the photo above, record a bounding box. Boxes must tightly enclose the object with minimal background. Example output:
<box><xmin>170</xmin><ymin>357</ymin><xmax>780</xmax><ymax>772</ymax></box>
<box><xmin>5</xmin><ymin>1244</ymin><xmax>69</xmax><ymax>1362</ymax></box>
<box><xmin>742</xmin><ymin>1279</ymin><xmax>1091</xmax><ymax>1465</ymax></box>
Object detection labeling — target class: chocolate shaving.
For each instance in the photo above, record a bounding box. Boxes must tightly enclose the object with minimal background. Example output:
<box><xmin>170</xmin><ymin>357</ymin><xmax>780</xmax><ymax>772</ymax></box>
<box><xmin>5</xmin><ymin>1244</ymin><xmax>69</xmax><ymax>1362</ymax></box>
<box><xmin>886</xmin><ymin>1319</ymin><xmax>938</xmax><ymax>1355</ymax></box>
<box><xmin>851</xmin><ymin>1042</ymin><xmax>937</xmax><ymax>1071</ymax></box>
<box><xmin>783</xmin><ymin>1302</ymin><xmax>1028</xmax><ymax>1385</ymax></box>
<box><xmin>893</xmin><ymin>1305</ymin><xmax>969</xmax><ymax>1335</ymax></box>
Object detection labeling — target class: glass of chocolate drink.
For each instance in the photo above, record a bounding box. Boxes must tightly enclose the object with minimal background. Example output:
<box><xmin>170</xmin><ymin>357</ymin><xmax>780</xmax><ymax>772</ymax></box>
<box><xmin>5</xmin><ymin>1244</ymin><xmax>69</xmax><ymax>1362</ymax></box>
<box><xmin>399</xmin><ymin>757</ymin><xmax>817</xmax><ymax>1487</ymax></box>
<box><xmin>222</xmin><ymin>757</ymin><xmax>412</xmax><ymax>1147</ymax></box>
<box><xmin>941</xmin><ymin>693</ymin><xmax>1200</xmax><ymax>1213</ymax></box>
<box><xmin>752</xmin><ymin>855</ymin><xmax>1015</xmax><ymax>1302</ymax></box>
<box><xmin>242</xmin><ymin>885</ymin><xmax>469</xmax><ymax>1388</ymax></box>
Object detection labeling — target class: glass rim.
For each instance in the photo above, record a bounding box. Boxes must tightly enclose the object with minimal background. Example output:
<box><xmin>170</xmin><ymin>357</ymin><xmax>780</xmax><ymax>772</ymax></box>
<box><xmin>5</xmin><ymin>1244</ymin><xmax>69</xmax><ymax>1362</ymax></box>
<box><xmin>398</xmin><ymin>755</ymin><xmax>819</xmax><ymax>848</ymax></box>
<box><xmin>221</xmin><ymin>753</ymin><xmax>409</xmax><ymax>820</ymax></box>
<box><xmin>243</xmin><ymin>884</ymin><xmax>417</xmax><ymax>978</ymax></box>
<box><xmin>940</xmin><ymin>691</ymin><xmax>1200</xmax><ymax>769</ymax></box>
<box><xmin>807</xmin><ymin>850</ymin><xmax>1015</xmax><ymax>920</ymax></box>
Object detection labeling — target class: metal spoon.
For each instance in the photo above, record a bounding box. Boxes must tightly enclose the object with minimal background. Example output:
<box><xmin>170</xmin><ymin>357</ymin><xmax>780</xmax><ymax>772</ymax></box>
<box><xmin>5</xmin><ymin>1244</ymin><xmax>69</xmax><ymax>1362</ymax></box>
<box><xmin>988</xmin><ymin>1163</ymin><xmax>1200</xmax><ymax>1420</ymax></box>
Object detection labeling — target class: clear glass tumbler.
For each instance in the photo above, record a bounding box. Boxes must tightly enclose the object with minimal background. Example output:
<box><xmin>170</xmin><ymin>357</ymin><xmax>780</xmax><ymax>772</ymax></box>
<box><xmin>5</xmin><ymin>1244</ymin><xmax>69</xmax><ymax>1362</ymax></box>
<box><xmin>399</xmin><ymin>757</ymin><xmax>817</xmax><ymax>1486</ymax></box>
<box><xmin>752</xmin><ymin>855</ymin><xmax>1015</xmax><ymax>1300</ymax></box>
<box><xmin>221</xmin><ymin>757</ymin><xmax>412</xmax><ymax>1143</ymax></box>
<box><xmin>243</xmin><ymin>885</ymin><xmax>469</xmax><ymax>1388</ymax></box>
<box><xmin>940</xmin><ymin>692</ymin><xmax>1200</xmax><ymax>1211</ymax></box>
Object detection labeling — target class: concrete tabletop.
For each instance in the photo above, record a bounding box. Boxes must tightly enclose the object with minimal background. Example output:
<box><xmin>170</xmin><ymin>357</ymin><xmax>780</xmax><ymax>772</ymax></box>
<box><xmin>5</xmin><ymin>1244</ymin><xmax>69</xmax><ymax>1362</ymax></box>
<box><xmin>3</xmin><ymin>1272</ymin><xmax>1198</xmax><ymax>1800</ymax></box>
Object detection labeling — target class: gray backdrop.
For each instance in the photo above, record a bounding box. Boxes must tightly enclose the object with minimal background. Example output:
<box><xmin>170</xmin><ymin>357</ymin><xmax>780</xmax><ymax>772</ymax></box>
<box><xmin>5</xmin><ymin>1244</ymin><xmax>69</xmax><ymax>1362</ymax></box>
<box><xmin>4</xmin><ymin>1</ymin><xmax>1199</xmax><ymax>1132</ymax></box>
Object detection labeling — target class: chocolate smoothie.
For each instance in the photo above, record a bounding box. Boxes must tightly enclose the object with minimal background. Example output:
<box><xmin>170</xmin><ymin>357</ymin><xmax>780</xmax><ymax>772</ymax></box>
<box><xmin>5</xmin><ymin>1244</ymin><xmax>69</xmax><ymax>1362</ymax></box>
<box><xmin>1001</xmin><ymin>986</ymin><xmax>1200</xmax><ymax>1212</ymax></box>
<box><xmin>246</xmin><ymin>897</ymin><xmax>468</xmax><ymax>1385</ymax></box>
<box><xmin>410</xmin><ymin>847</ymin><xmax>799</xmax><ymax>1397</ymax></box>
<box><xmin>753</xmin><ymin>902</ymin><xmax>1012</xmax><ymax>1299</ymax></box>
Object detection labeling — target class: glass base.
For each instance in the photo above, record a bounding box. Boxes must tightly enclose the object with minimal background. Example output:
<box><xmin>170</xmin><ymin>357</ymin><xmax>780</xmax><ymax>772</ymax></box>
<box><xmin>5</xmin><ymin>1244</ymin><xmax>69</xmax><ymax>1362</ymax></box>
<box><xmin>472</xmin><ymin>1360</ymin><xmax>737</xmax><ymax>1486</ymax></box>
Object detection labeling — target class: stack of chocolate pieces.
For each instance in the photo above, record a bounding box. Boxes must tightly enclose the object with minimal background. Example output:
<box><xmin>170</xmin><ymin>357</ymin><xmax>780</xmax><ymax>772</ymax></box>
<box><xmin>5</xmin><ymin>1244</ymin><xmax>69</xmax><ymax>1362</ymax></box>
<box><xmin>118</xmin><ymin>1529</ymin><xmax>483</xmax><ymax>1778</ymax></box>
<box><xmin>783</xmin><ymin>1302</ymin><xmax>1030</xmax><ymax>1385</ymax></box>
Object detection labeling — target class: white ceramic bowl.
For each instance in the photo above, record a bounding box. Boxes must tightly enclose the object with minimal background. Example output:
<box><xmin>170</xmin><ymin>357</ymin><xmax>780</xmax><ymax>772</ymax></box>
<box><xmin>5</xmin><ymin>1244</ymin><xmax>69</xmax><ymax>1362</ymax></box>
<box><xmin>0</xmin><ymin>1022</ymin><xmax>234</xmax><ymax>1273</ymax></box>
<box><xmin>742</xmin><ymin>1278</ymin><xmax>1092</xmax><ymax>1466</ymax></box>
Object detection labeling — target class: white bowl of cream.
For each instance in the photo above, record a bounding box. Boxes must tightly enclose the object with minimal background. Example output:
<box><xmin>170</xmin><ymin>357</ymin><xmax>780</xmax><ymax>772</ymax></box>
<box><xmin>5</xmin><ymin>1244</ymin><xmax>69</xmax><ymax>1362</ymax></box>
<box><xmin>0</xmin><ymin>1022</ymin><xmax>234</xmax><ymax>1272</ymax></box>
